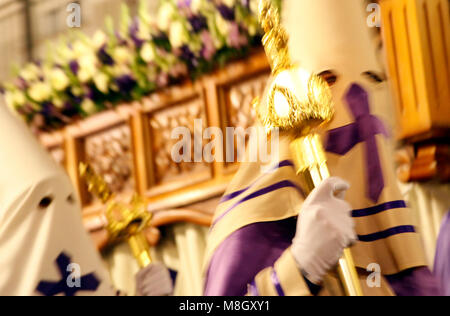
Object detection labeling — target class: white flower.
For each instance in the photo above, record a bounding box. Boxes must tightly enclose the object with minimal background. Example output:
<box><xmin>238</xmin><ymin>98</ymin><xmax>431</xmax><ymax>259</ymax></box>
<box><xmin>114</xmin><ymin>46</ymin><xmax>133</xmax><ymax>65</ymax></box>
<box><xmin>169</xmin><ymin>20</ymin><xmax>189</xmax><ymax>48</ymax></box>
<box><xmin>28</xmin><ymin>82</ymin><xmax>52</xmax><ymax>102</ymax></box>
<box><xmin>71</xmin><ymin>86</ymin><xmax>83</xmax><ymax>97</ymax></box>
<box><xmin>78</xmin><ymin>54</ymin><xmax>97</xmax><ymax>82</ymax></box>
<box><xmin>12</xmin><ymin>90</ymin><xmax>26</xmax><ymax>106</ymax></box>
<box><xmin>223</xmin><ymin>0</ymin><xmax>236</xmax><ymax>8</ymax></box>
<box><xmin>56</xmin><ymin>45</ymin><xmax>75</xmax><ymax>63</ymax></box>
<box><xmin>94</xmin><ymin>73</ymin><xmax>109</xmax><ymax>93</ymax></box>
<box><xmin>50</xmin><ymin>68</ymin><xmax>69</xmax><ymax>91</ymax></box>
<box><xmin>140</xmin><ymin>42</ymin><xmax>155</xmax><ymax>63</ymax></box>
<box><xmin>93</xmin><ymin>30</ymin><xmax>107</xmax><ymax>48</ymax></box>
<box><xmin>215</xmin><ymin>12</ymin><xmax>231</xmax><ymax>37</ymax></box>
<box><xmin>138</xmin><ymin>23</ymin><xmax>151</xmax><ymax>41</ymax></box>
<box><xmin>52</xmin><ymin>95</ymin><xmax>64</xmax><ymax>108</ymax></box>
<box><xmin>81</xmin><ymin>99</ymin><xmax>97</xmax><ymax>115</ymax></box>
<box><xmin>20</xmin><ymin>64</ymin><xmax>40</xmax><ymax>82</ymax></box>
<box><xmin>191</xmin><ymin>0</ymin><xmax>206</xmax><ymax>14</ymax></box>
<box><xmin>73</xmin><ymin>40</ymin><xmax>92</xmax><ymax>58</ymax></box>
<box><xmin>248</xmin><ymin>23</ymin><xmax>257</xmax><ymax>36</ymax></box>
<box><xmin>111</xmin><ymin>64</ymin><xmax>132</xmax><ymax>77</ymax></box>
<box><xmin>249</xmin><ymin>0</ymin><xmax>259</xmax><ymax>13</ymax></box>
<box><xmin>157</xmin><ymin>2</ymin><xmax>175</xmax><ymax>32</ymax></box>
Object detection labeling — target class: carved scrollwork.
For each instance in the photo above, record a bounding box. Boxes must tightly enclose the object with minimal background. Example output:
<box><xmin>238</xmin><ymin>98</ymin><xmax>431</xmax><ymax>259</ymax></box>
<box><xmin>149</xmin><ymin>97</ymin><xmax>210</xmax><ymax>185</ymax></box>
<box><xmin>84</xmin><ymin>124</ymin><xmax>134</xmax><ymax>197</ymax></box>
<box><xmin>227</xmin><ymin>73</ymin><xmax>269</xmax><ymax>130</ymax></box>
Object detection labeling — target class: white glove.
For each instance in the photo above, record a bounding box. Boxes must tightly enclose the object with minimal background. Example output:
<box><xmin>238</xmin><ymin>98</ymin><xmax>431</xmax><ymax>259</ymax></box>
<box><xmin>291</xmin><ymin>177</ymin><xmax>357</xmax><ymax>285</ymax></box>
<box><xmin>135</xmin><ymin>263</ymin><xmax>174</xmax><ymax>296</ymax></box>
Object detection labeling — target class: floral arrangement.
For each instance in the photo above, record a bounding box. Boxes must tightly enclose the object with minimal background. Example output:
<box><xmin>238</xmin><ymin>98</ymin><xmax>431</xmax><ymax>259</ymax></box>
<box><xmin>1</xmin><ymin>0</ymin><xmax>280</xmax><ymax>132</ymax></box>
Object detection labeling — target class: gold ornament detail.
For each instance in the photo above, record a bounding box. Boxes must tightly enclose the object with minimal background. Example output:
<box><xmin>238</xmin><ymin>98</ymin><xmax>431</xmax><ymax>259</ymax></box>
<box><xmin>258</xmin><ymin>0</ymin><xmax>291</xmax><ymax>75</ymax></box>
<box><xmin>79</xmin><ymin>162</ymin><xmax>153</xmax><ymax>268</ymax></box>
<box><xmin>258</xmin><ymin>73</ymin><xmax>334</xmax><ymax>136</ymax></box>
<box><xmin>256</xmin><ymin>0</ymin><xmax>334</xmax><ymax>136</ymax></box>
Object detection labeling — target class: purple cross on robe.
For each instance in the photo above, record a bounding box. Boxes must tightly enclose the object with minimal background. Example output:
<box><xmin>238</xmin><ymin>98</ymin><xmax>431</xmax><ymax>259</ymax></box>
<box><xmin>326</xmin><ymin>83</ymin><xmax>389</xmax><ymax>202</ymax></box>
<box><xmin>36</xmin><ymin>252</ymin><xmax>100</xmax><ymax>296</ymax></box>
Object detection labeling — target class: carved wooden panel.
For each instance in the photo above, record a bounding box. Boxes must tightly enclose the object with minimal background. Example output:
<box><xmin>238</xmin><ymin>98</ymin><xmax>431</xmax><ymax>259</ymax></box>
<box><xmin>84</xmin><ymin>124</ymin><xmax>135</xmax><ymax>196</ymax></box>
<box><xmin>142</xmin><ymin>87</ymin><xmax>213</xmax><ymax>196</ymax></box>
<box><xmin>62</xmin><ymin>108</ymin><xmax>137</xmax><ymax>207</ymax></box>
<box><xmin>226</xmin><ymin>73</ymin><xmax>269</xmax><ymax>130</ymax></box>
<box><xmin>219</xmin><ymin>71</ymin><xmax>270</xmax><ymax>171</ymax></box>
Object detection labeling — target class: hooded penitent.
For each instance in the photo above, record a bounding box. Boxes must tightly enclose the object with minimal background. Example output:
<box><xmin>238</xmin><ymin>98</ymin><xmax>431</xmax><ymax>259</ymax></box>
<box><xmin>204</xmin><ymin>0</ymin><xmax>439</xmax><ymax>296</ymax></box>
<box><xmin>0</xmin><ymin>104</ymin><xmax>114</xmax><ymax>296</ymax></box>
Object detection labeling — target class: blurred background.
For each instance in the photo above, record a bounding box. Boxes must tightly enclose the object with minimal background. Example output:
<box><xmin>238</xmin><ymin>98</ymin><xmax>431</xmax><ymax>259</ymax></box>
<box><xmin>0</xmin><ymin>0</ymin><xmax>448</xmax><ymax>296</ymax></box>
<box><xmin>0</xmin><ymin>0</ymin><xmax>157</xmax><ymax>81</ymax></box>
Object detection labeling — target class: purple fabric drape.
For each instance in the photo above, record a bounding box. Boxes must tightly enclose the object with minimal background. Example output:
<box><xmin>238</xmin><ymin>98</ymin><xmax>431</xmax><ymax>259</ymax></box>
<box><xmin>205</xmin><ymin>218</ymin><xmax>442</xmax><ymax>296</ymax></box>
<box><xmin>204</xmin><ymin>218</ymin><xmax>297</xmax><ymax>296</ymax></box>
<box><xmin>385</xmin><ymin>267</ymin><xmax>442</xmax><ymax>296</ymax></box>
<box><xmin>434</xmin><ymin>211</ymin><xmax>450</xmax><ymax>296</ymax></box>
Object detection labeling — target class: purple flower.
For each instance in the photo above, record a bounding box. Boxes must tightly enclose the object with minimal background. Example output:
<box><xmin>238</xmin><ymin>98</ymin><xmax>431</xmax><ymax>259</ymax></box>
<box><xmin>129</xmin><ymin>18</ymin><xmax>145</xmax><ymax>48</ymax></box>
<box><xmin>241</xmin><ymin>0</ymin><xmax>250</xmax><ymax>9</ymax></box>
<box><xmin>189</xmin><ymin>15</ymin><xmax>208</xmax><ymax>33</ymax></box>
<box><xmin>97</xmin><ymin>45</ymin><xmax>114</xmax><ymax>66</ymax></box>
<box><xmin>115</xmin><ymin>31</ymin><xmax>128</xmax><ymax>46</ymax></box>
<box><xmin>41</xmin><ymin>102</ymin><xmax>56</xmax><ymax>117</ymax></box>
<box><xmin>116</xmin><ymin>75</ymin><xmax>136</xmax><ymax>94</ymax></box>
<box><xmin>217</xmin><ymin>4</ymin><xmax>235</xmax><ymax>21</ymax></box>
<box><xmin>179</xmin><ymin>45</ymin><xmax>198</xmax><ymax>70</ymax></box>
<box><xmin>63</xmin><ymin>101</ymin><xmax>77</xmax><ymax>114</ymax></box>
<box><xmin>228</xmin><ymin>22</ymin><xmax>248</xmax><ymax>48</ymax></box>
<box><xmin>156</xmin><ymin>72</ymin><xmax>169</xmax><ymax>88</ymax></box>
<box><xmin>177</xmin><ymin>0</ymin><xmax>192</xmax><ymax>9</ymax></box>
<box><xmin>201</xmin><ymin>31</ymin><xmax>216</xmax><ymax>60</ymax></box>
<box><xmin>69</xmin><ymin>60</ymin><xmax>79</xmax><ymax>75</ymax></box>
<box><xmin>15</xmin><ymin>77</ymin><xmax>28</xmax><ymax>90</ymax></box>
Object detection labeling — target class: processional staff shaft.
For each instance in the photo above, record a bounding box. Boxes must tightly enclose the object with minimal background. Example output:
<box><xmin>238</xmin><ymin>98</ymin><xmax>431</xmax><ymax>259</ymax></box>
<box><xmin>256</xmin><ymin>0</ymin><xmax>363</xmax><ymax>296</ymax></box>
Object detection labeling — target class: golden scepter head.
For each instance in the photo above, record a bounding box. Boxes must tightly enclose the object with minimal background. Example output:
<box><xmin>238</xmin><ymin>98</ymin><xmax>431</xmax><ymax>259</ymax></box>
<box><xmin>256</xmin><ymin>0</ymin><xmax>334</xmax><ymax>138</ymax></box>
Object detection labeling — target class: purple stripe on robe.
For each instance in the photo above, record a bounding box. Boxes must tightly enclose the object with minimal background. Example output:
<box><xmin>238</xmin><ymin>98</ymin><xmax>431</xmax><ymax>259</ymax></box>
<box><xmin>357</xmin><ymin>225</ymin><xmax>415</xmax><ymax>242</ymax></box>
<box><xmin>204</xmin><ymin>218</ymin><xmax>297</xmax><ymax>296</ymax></box>
<box><xmin>271</xmin><ymin>270</ymin><xmax>285</xmax><ymax>296</ymax></box>
<box><xmin>352</xmin><ymin>200</ymin><xmax>407</xmax><ymax>218</ymax></box>
<box><xmin>434</xmin><ymin>211</ymin><xmax>450</xmax><ymax>296</ymax></box>
<box><xmin>220</xmin><ymin>160</ymin><xmax>294</xmax><ymax>203</ymax></box>
<box><xmin>212</xmin><ymin>181</ymin><xmax>304</xmax><ymax>227</ymax></box>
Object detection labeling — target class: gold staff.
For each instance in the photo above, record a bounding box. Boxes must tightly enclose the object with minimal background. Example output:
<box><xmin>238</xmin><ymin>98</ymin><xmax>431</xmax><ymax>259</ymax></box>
<box><xmin>256</xmin><ymin>0</ymin><xmax>363</xmax><ymax>296</ymax></box>
<box><xmin>79</xmin><ymin>163</ymin><xmax>153</xmax><ymax>268</ymax></box>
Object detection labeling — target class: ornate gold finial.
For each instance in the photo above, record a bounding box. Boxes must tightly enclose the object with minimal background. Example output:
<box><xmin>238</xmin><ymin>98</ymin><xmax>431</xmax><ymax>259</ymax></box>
<box><xmin>79</xmin><ymin>163</ymin><xmax>113</xmax><ymax>204</ymax></box>
<box><xmin>256</xmin><ymin>0</ymin><xmax>334</xmax><ymax>137</ymax></box>
<box><xmin>79</xmin><ymin>162</ymin><xmax>153</xmax><ymax>268</ymax></box>
<box><xmin>258</xmin><ymin>0</ymin><xmax>291</xmax><ymax>74</ymax></box>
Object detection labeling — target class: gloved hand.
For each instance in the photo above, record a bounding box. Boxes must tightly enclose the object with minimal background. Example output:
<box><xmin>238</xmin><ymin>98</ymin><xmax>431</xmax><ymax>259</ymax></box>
<box><xmin>135</xmin><ymin>263</ymin><xmax>174</xmax><ymax>296</ymax></box>
<box><xmin>291</xmin><ymin>177</ymin><xmax>357</xmax><ymax>285</ymax></box>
